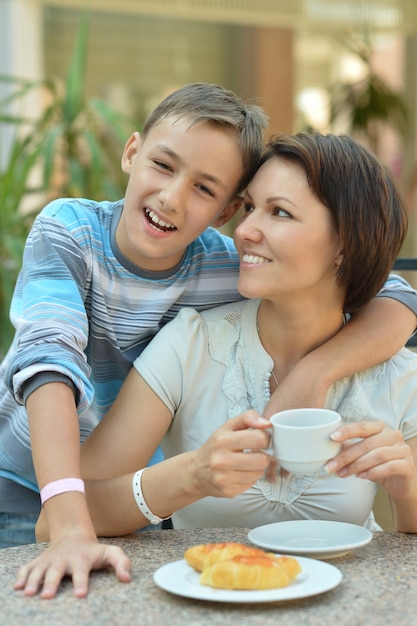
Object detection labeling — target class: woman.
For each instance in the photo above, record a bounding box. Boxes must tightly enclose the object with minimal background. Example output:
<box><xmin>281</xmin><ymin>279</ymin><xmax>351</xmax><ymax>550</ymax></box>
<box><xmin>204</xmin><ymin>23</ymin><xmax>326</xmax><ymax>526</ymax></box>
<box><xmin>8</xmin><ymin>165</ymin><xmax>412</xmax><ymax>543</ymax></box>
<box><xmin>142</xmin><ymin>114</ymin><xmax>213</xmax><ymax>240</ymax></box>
<box><xmin>18</xmin><ymin>133</ymin><xmax>417</xmax><ymax>597</ymax></box>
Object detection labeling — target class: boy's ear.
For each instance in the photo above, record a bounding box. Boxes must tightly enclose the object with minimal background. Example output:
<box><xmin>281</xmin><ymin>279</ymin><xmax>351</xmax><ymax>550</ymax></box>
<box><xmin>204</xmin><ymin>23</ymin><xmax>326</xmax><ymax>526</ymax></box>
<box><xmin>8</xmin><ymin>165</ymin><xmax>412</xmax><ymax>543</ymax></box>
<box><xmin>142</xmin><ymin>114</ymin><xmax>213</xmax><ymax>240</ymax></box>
<box><xmin>212</xmin><ymin>195</ymin><xmax>244</xmax><ymax>228</ymax></box>
<box><xmin>121</xmin><ymin>131</ymin><xmax>141</xmax><ymax>174</ymax></box>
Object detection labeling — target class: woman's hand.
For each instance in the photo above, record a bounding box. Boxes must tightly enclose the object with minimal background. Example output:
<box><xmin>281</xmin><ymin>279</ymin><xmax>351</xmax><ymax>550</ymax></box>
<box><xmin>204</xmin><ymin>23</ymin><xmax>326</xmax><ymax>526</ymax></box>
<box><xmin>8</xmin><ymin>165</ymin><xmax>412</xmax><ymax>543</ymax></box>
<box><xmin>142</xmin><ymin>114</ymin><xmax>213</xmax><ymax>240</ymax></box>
<box><xmin>14</xmin><ymin>533</ymin><xmax>132</xmax><ymax>599</ymax></box>
<box><xmin>325</xmin><ymin>420</ymin><xmax>417</xmax><ymax>501</ymax></box>
<box><xmin>191</xmin><ymin>410</ymin><xmax>271</xmax><ymax>499</ymax></box>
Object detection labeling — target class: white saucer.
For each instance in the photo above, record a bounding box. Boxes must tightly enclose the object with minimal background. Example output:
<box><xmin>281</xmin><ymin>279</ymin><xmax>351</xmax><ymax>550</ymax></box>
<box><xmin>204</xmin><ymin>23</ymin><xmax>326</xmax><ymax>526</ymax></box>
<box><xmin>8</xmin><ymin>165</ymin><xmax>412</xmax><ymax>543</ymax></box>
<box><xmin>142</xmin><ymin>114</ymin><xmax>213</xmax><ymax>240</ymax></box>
<box><xmin>248</xmin><ymin>520</ymin><xmax>372</xmax><ymax>559</ymax></box>
<box><xmin>153</xmin><ymin>556</ymin><xmax>342</xmax><ymax>603</ymax></box>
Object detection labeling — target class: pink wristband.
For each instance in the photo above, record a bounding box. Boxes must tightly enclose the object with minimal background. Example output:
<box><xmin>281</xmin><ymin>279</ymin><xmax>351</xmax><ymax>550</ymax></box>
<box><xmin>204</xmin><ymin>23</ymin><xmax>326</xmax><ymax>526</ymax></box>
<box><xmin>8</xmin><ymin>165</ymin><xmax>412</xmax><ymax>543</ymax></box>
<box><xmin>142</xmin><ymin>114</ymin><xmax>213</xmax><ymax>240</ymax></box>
<box><xmin>40</xmin><ymin>478</ymin><xmax>85</xmax><ymax>505</ymax></box>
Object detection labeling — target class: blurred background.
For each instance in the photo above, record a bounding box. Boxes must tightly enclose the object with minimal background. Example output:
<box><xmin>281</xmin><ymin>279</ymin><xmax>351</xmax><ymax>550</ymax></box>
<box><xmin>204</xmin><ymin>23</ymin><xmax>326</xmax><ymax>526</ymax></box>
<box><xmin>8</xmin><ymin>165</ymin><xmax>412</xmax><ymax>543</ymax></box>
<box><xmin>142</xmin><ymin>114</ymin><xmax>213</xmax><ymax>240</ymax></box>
<box><xmin>0</xmin><ymin>3</ymin><xmax>417</xmax><ymax>298</ymax></box>
<box><xmin>2</xmin><ymin>3</ymin><xmax>417</xmax><ymax>214</ymax></box>
<box><xmin>1</xmin><ymin>0</ymin><xmax>416</xmax><ymax>528</ymax></box>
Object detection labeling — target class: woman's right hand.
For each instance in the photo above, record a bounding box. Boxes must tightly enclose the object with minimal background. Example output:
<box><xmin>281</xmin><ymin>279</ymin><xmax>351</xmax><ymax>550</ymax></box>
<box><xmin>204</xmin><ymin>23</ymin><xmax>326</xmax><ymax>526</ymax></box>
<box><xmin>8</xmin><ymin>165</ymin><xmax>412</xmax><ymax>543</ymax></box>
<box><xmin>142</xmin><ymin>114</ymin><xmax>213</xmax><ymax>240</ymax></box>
<box><xmin>192</xmin><ymin>410</ymin><xmax>271</xmax><ymax>499</ymax></box>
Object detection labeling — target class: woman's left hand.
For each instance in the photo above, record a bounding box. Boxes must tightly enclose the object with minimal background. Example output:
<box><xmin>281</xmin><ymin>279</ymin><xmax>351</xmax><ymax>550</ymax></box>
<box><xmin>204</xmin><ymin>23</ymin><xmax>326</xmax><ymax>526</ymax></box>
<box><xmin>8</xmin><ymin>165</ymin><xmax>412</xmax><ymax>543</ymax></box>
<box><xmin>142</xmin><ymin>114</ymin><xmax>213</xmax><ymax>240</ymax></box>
<box><xmin>325</xmin><ymin>420</ymin><xmax>417</xmax><ymax>500</ymax></box>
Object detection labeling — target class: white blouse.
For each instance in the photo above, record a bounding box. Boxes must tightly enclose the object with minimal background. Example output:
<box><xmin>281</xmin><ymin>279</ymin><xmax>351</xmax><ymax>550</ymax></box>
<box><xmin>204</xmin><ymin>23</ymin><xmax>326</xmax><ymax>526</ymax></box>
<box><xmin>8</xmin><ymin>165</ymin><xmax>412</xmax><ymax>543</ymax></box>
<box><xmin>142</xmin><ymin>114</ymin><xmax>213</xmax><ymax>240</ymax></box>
<box><xmin>134</xmin><ymin>298</ymin><xmax>417</xmax><ymax>530</ymax></box>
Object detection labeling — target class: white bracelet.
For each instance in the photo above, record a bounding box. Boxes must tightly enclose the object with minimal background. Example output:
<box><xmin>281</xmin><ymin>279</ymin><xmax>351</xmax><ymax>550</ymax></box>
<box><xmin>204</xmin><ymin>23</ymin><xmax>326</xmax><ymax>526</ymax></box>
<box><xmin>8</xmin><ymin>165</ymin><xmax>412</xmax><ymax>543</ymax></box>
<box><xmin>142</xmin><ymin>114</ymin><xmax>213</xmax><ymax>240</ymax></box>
<box><xmin>132</xmin><ymin>468</ymin><xmax>171</xmax><ymax>525</ymax></box>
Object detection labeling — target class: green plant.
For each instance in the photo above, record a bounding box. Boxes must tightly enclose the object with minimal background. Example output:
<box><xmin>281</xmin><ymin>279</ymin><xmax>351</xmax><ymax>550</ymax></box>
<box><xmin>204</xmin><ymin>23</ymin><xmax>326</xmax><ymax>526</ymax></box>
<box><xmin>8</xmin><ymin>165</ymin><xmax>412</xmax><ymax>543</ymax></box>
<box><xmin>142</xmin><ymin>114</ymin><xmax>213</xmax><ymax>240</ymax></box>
<box><xmin>0</xmin><ymin>134</ymin><xmax>40</xmax><ymax>353</ymax></box>
<box><xmin>0</xmin><ymin>14</ymin><xmax>137</xmax><ymax>355</ymax></box>
<box><xmin>328</xmin><ymin>37</ymin><xmax>408</xmax><ymax>155</ymax></box>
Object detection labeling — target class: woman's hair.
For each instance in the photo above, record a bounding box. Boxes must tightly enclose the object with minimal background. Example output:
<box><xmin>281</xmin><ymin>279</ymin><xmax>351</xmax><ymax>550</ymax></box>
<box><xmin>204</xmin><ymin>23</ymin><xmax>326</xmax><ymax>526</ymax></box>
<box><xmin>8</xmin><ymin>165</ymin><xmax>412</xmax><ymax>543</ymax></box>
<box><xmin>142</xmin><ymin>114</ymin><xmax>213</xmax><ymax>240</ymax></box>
<box><xmin>261</xmin><ymin>133</ymin><xmax>408</xmax><ymax>312</ymax></box>
<box><xmin>142</xmin><ymin>82</ymin><xmax>269</xmax><ymax>194</ymax></box>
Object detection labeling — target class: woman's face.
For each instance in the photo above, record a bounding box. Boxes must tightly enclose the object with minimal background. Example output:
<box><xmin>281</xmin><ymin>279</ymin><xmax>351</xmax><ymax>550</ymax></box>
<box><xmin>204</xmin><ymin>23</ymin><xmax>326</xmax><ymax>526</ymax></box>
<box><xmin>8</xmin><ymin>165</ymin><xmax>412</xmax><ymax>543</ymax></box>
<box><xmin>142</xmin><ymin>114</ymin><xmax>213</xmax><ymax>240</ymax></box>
<box><xmin>234</xmin><ymin>156</ymin><xmax>342</xmax><ymax>302</ymax></box>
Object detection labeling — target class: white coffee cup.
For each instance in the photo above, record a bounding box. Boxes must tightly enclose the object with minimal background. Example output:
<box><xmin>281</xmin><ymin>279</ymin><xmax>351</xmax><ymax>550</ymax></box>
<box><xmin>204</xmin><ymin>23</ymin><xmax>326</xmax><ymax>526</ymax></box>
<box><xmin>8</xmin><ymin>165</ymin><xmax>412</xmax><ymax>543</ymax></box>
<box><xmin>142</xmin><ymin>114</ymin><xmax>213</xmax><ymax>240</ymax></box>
<box><xmin>270</xmin><ymin>408</ymin><xmax>342</xmax><ymax>474</ymax></box>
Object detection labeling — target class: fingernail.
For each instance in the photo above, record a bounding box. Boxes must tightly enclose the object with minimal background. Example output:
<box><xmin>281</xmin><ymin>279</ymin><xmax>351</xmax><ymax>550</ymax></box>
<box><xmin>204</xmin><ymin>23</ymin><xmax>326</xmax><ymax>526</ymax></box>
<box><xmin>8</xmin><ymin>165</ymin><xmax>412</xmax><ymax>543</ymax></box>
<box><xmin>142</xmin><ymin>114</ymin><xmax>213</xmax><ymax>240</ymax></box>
<box><xmin>74</xmin><ymin>587</ymin><xmax>87</xmax><ymax>598</ymax></box>
<box><xmin>330</xmin><ymin>431</ymin><xmax>342</xmax><ymax>441</ymax></box>
<box><xmin>256</xmin><ymin>417</ymin><xmax>270</xmax><ymax>425</ymax></box>
<box><xmin>324</xmin><ymin>460</ymin><xmax>337</xmax><ymax>473</ymax></box>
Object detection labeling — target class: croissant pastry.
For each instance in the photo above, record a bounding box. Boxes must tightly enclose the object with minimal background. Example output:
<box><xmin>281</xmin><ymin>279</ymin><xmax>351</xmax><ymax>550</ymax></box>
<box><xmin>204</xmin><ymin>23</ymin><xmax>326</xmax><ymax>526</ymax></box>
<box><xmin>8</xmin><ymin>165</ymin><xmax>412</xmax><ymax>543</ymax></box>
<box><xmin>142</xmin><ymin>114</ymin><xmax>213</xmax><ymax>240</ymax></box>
<box><xmin>184</xmin><ymin>542</ymin><xmax>269</xmax><ymax>572</ymax></box>
<box><xmin>276</xmin><ymin>554</ymin><xmax>303</xmax><ymax>580</ymax></box>
<box><xmin>200</xmin><ymin>553</ymin><xmax>301</xmax><ymax>590</ymax></box>
<box><xmin>184</xmin><ymin>542</ymin><xmax>302</xmax><ymax>590</ymax></box>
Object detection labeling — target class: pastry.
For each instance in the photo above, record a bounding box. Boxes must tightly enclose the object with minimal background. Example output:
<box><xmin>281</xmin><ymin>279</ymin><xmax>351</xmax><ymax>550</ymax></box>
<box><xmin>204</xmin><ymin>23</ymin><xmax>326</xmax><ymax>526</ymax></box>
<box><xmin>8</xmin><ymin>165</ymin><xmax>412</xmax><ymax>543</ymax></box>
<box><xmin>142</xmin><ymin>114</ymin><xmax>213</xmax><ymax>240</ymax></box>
<box><xmin>184</xmin><ymin>542</ymin><xmax>302</xmax><ymax>590</ymax></box>
<box><xmin>200</xmin><ymin>553</ymin><xmax>300</xmax><ymax>590</ymax></box>
<box><xmin>276</xmin><ymin>554</ymin><xmax>302</xmax><ymax>580</ymax></box>
<box><xmin>184</xmin><ymin>542</ymin><xmax>269</xmax><ymax>572</ymax></box>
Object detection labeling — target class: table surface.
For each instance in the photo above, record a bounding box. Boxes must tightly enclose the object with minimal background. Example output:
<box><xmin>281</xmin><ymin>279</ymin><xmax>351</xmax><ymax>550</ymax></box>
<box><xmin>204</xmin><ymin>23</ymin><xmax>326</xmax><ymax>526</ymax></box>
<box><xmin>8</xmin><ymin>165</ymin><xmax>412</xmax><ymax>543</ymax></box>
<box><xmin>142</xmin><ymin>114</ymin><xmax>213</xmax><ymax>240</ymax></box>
<box><xmin>2</xmin><ymin>527</ymin><xmax>417</xmax><ymax>625</ymax></box>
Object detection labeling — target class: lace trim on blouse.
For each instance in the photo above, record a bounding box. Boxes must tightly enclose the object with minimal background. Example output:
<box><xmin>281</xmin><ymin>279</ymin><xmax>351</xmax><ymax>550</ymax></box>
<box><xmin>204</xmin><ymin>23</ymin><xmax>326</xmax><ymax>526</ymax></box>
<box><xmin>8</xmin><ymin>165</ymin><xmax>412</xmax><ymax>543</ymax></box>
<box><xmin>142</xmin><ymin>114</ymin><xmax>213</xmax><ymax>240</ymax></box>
<box><xmin>205</xmin><ymin>311</ymin><xmax>316</xmax><ymax>504</ymax></box>
<box><xmin>205</xmin><ymin>308</ymin><xmax>371</xmax><ymax>506</ymax></box>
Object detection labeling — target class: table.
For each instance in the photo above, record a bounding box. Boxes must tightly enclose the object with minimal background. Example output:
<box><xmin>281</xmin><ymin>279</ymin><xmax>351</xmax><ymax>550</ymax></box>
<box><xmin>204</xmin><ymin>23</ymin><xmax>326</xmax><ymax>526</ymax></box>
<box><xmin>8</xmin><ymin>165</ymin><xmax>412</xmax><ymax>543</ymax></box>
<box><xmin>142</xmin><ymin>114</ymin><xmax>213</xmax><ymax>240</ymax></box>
<box><xmin>1</xmin><ymin>528</ymin><xmax>417</xmax><ymax>625</ymax></box>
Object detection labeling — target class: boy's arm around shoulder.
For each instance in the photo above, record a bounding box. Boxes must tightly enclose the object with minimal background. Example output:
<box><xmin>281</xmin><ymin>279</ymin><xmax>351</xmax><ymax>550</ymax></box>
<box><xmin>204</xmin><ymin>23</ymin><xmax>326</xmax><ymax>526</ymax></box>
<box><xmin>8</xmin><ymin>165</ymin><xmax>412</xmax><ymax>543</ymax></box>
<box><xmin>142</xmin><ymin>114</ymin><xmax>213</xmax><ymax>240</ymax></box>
<box><xmin>264</xmin><ymin>287</ymin><xmax>417</xmax><ymax>417</ymax></box>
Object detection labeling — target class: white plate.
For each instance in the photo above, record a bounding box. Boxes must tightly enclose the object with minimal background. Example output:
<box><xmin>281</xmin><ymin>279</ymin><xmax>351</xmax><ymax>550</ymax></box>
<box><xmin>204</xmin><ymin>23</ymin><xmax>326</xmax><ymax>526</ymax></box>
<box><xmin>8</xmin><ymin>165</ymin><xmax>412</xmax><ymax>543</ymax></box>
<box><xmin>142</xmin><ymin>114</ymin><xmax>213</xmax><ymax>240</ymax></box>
<box><xmin>153</xmin><ymin>556</ymin><xmax>342</xmax><ymax>603</ymax></box>
<box><xmin>248</xmin><ymin>520</ymin><xmax>372</xmax><ymax>559</ymax></box>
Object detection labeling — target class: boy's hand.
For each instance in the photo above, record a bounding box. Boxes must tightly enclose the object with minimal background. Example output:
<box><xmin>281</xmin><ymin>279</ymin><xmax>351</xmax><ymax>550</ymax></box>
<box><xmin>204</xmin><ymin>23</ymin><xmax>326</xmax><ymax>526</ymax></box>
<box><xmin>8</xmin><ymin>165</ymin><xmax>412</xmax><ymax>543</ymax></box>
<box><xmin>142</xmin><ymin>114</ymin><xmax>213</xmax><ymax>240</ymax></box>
<box><xmin>263</xmin><ymin>358</ymin><xmax>328</xmax><ymax>418</ymax></box>
<box><xmin>14</xmin><ymin>535</ymin><xmax>132</xmax><ymax>599</ymax></box>
<box><xmin>35</xmin><ymin>508</ymin><xmax>49</xmax><ymax>542</ymax></box>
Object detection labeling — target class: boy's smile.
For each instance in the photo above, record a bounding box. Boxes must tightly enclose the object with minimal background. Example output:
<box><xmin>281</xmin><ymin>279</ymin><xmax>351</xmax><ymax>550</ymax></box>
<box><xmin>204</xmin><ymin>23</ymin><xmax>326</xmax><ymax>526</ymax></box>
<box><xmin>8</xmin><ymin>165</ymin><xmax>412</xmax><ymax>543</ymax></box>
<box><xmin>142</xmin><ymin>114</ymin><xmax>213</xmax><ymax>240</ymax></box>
<box><xmin>115</xmin><ymin>116</ymin><xmax>244</xmax><ymax>272</ymax></box>
<box><xmin>144</xmin><ymin>208</ymin><xmax>176</xmax><ymax>233</ymax></box>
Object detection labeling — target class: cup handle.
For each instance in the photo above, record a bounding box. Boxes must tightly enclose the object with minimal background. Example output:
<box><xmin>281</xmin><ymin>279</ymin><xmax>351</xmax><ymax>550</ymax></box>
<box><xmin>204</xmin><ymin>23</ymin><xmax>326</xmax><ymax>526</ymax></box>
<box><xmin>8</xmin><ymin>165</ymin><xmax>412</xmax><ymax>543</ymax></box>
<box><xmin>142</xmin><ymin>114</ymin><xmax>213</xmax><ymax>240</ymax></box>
<box><xmin>263</xmin><ymin>426</ymin><xmax>274</xmax><ymax>456</ymax></box>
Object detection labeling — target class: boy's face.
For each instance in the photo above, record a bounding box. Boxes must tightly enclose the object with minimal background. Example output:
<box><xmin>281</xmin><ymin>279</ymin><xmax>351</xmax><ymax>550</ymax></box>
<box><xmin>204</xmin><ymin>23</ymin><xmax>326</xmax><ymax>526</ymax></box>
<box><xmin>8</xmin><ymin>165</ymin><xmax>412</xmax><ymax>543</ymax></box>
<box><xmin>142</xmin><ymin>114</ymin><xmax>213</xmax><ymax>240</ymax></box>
<box><xmin>116</xmin><ymin>116</ymin><xmax>244</xmax><ymax>271</ymax></box>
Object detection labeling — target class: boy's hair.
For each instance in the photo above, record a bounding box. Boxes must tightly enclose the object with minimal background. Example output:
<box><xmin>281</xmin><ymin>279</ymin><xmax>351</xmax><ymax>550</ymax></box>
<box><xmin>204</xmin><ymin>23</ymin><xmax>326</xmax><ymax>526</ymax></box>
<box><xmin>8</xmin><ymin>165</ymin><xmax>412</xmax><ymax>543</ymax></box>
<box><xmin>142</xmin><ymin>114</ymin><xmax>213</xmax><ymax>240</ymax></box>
<box><xmin>262</xmin><ymin>132</ymin><xmax>408</xmax><ymax>313</ymax></box>
<box><xmin>142</xmin><ymin>83</ymin><xmax>269</xmax><ymax>194</ymax></box>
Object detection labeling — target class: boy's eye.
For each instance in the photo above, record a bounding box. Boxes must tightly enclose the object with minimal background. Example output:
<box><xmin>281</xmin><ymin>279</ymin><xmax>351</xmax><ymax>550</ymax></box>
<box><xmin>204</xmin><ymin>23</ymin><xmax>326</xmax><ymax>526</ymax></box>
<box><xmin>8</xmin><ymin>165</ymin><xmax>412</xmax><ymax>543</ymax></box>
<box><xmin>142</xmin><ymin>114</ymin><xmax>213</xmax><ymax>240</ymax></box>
<box><xmin>196</xmin><ymin>184</ymin><xmax>215</xmax><ymax>197</ymax></box>
<box><xmin>243</xmin><ymin>202</ymin><xmax>255</xmax><ymax>214</ymax></box>
<box><xmin>153</xmin><ymin>159</ymin><xmax>172</xmax><ymax>171</ymax></box>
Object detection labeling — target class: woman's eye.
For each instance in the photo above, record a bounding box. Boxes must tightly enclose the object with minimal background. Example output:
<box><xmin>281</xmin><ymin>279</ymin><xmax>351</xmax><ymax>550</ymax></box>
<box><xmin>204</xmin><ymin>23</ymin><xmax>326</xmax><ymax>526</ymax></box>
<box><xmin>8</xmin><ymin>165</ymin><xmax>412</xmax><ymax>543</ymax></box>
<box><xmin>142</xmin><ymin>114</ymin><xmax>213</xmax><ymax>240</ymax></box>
<box><xmin>274</xmin><ymin>207</ymin><xmax>291</xmax><ymax>218</ymax></box>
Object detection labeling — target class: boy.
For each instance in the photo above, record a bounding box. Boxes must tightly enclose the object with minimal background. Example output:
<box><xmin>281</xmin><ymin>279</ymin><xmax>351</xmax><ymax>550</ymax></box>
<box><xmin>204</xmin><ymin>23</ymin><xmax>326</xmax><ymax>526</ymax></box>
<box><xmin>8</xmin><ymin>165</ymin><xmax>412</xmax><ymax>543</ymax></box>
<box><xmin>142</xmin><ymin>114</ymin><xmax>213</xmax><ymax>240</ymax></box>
<box><xmin>2</xmin><ymin>83</ymin><xmax>417</xmax><ymax>597</ymax></box>
<box><xmin>0</xmin><ymin>83</ymin><xmax>267</xmax><ymax>548</ymax></box>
